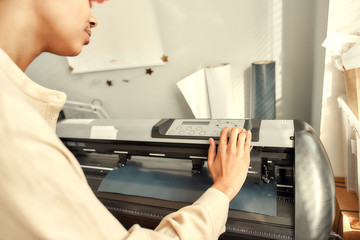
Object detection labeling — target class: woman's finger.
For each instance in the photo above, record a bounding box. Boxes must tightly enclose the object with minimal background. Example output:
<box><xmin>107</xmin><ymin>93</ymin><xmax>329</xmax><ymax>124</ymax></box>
<box><xmin>207</xmin><ymin>138</ymin><xmax>216</xmax><ymax>170</ymax></box>
<box><xmin>229</xmin><ymin>127</ymin><xmax>241</xmax><ymax>146</ymax></box>
<box><xmin>244</xmin><ymin>130</ymin><xmax>252</xmax><ymax>150</ymax></box>
<box><xmin>237</xmin><ymin>128</ymin><xmax>247</xmax><ymax>148</ymax></box>
<box><xmin>219</xmin><ymin>126</ymin><xmax>230</xmax><ymax>148</ymax></box>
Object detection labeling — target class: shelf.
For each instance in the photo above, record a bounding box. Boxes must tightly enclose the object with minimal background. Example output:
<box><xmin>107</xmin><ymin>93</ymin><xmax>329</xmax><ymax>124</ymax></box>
<box><xmin>337</xmin><ymin>95</ymin><xmax>360</xmax><ymax>220</ymax></box>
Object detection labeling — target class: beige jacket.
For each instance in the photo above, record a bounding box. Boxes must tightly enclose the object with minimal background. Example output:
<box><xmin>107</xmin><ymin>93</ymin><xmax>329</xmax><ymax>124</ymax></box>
<box><xmin>0</xmin><ymin>48</ymin><xmax>229</xmax><ymax>240</ymax></box>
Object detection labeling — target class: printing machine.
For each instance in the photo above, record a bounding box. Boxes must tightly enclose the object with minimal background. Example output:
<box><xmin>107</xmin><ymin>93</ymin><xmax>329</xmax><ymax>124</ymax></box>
<box><xmin>56</xmin><ymin>118</ymin><xmax>336</xmax><ymax>240</ymax></box>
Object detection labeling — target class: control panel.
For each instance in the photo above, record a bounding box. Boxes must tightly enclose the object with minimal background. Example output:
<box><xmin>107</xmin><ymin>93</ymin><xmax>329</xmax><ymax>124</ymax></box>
<box><xmin>165</xmin><ymin>119</ymin><xmax>246</xmax><ymax>137</ymax></box>
<box><xmin>151</xmin><ymin>118</ymin><xmax>260</xmax><ymax>141</ymax></box>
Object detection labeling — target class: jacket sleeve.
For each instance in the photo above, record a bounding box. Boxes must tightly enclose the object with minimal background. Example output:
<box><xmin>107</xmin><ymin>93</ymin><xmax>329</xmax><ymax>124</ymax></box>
<box><xmin>123</xmin><ymin>188</ymin><xmax>229</xmax><ymax>240</ymax></box>
<box><xmin>1</xmin><ymin>62</ymin><xmax>231</xmax><ymax>240</ymax></box>
<box><xmin>154</xmin><ymin>188</ymin><xmax>229</xmax><ymax>239</ymax></box>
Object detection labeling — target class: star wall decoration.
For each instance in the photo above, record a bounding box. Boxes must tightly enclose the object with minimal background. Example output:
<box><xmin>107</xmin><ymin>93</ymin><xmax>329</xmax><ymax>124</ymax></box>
<box><xmin>161</xmin><ymin>55</ymin><xmax>168</xmax><ymax>63</ymax></box>
<box><xmin>146</xmin><ymin>68</ymin><xmax>154</xmax><ymax>75</ymax></box>
<box><xmin>106</xmin><ymin>80</ymin><xmax>113</xmax><ymax>86</ymax></box>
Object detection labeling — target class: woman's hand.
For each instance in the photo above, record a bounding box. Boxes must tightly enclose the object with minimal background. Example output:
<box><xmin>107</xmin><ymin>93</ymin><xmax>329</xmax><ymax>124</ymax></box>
<box><xmin>207</xmin><ymin>127</ymin><xmax>252</xmax><ymax>201</ymax></box>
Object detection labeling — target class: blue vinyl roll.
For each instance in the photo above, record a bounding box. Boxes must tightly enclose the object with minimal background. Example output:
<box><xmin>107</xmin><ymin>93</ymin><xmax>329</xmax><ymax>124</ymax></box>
<box><xmin>98</xmin><ymin>157</ymin><xmax>277</xmax><ymax>216</ymax></box>
<box><xmin>252</xmin><ymin>61</ymin><xmax>276</xmax><ymax>119</ymax></box>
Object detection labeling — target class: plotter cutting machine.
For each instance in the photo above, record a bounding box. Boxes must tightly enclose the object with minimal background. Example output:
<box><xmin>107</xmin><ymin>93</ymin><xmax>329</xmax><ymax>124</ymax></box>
<box><xmin>56</xmin><ymin>118</ymin><xmax>335</xmax><ymax>240</ymax></box>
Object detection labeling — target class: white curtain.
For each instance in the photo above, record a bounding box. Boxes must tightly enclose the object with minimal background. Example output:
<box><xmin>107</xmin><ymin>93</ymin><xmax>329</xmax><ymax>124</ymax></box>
<box><xmin>320</xmin><ymin>0</ymin><xmax>360</xmax><ymax>177</ymax></box>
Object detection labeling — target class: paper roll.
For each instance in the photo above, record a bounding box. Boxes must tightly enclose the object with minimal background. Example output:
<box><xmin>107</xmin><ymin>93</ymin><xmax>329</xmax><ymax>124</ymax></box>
<box><xmin>205</xmin><ymin>63</ymin><xmax>234</xmax><ymax>119</ymax></box>
<box><xmin>177</xmin><ymin>63</ymin><xmax>234</xmax><ymax>118</ymax></box>
<box><xmin>251</xmin><ymin>61</ymin><xmax>276</xmax><ymax>119</ymax></box>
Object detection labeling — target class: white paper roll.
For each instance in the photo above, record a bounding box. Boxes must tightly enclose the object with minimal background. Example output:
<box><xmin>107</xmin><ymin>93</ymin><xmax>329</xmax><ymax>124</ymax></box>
<box><xmin>205</xmin><ymin>63</ymin><xmax>234</xmax><ymax>119</ymax></box>
<box><xmin>177</xmin><ymin>63</ymin><xmax>234</xmax><ymax>119</ymax></box>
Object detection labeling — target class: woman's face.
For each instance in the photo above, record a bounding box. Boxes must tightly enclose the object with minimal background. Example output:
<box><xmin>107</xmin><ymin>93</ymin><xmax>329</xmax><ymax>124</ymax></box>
<box><xmin>37</xmin><ymin>0</ymin><xmax>98</xmax><ymax>56</ymax></box>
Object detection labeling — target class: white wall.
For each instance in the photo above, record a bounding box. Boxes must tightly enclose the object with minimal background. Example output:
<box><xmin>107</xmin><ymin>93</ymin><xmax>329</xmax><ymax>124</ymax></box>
<box><xmin>26</xmin><ymin>0</ymin><xmax>326</xmax><ymax>129</ymax></box>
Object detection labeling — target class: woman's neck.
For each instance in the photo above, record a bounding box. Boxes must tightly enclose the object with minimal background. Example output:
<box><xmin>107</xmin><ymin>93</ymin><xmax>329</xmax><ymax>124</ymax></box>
<box><xmin>0</xmin><ymin>2</ymin><xmax>43</xmax><ymax>71</ymax></box>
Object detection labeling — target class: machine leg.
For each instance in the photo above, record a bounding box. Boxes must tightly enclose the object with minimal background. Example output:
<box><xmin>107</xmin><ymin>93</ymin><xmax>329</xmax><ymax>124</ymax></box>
<box><xmin>117</xmin><ymin>154</ymin><xmax>131</xmax><ymax>168</ymax></box>
<box><xmin>192</xmin><ymin>159</ymin><xmax>204</xmax><ymax>174</ymax></box>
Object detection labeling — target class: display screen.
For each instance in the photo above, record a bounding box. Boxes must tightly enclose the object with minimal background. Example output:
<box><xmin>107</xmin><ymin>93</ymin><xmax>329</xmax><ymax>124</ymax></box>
<box><xmin>182</xmin><ymin>121</ymin><xmax>210</xmax><ymax>125</ymax></box>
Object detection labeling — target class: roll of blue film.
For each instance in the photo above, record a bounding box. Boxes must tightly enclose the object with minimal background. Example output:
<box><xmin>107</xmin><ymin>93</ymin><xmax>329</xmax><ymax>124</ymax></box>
<box><xmin>251</xmin><ymin>61</ymin><xmax>276</xmax><ymax>119</ymax></box>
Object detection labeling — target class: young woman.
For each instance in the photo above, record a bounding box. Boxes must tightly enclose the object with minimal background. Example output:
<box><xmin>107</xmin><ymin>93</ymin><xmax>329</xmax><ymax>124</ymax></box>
<box><xmin>0</xmin><ymin>0</ymin><xmax>252</xmax><ymax>239</ymax></box>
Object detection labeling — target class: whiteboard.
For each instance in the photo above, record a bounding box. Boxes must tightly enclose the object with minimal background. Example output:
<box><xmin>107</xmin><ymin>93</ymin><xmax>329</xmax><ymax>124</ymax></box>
<box><xmin>67</xmin><ymin>0</ymin><xmax>164</xmax><ymax>74</ymax></box>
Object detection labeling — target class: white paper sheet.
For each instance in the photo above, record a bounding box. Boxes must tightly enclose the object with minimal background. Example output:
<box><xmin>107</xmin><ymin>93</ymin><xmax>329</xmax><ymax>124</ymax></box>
<box><xmin>177</xmin><ymin>63</ymin><xmax>234</xmax><ymax>119</ymax></box>
<box><xmin>176</xmin><ymin>69</ymin><xmax>211</xmax><ymax>118</ymax></box>
<box><xmin>342</xmin><ymin>40</ymin><xmax>360</xmax><ymax>71</ymax></box>
<box><xmin>90</xmin><ymin>126</ymin><xmax>118</xmax><ymax>140</ymax></box>
<box><xmin>60</xmin><ymin>119</ymin><xmax>94</xmax><ymax>124</ymax></box>
<box><xmin>322</xmin><ymin>32</ymin><xmax>360</xmax><ymax>71</ymax></box>
<box><xmin>67</xmin><ymin>0</ymin><xmax>164</xmax><ymax>73</ymax></box>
